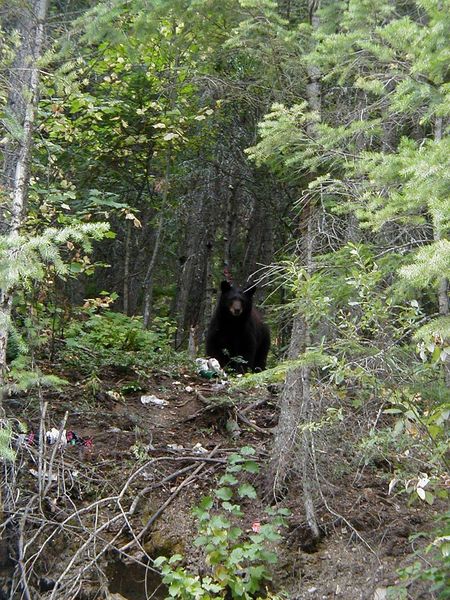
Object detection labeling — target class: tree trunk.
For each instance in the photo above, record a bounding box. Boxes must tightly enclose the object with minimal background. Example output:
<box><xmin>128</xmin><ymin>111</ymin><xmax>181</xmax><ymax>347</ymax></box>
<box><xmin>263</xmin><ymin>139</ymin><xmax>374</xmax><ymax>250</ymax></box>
<box><xmin>142</xmin><ymin>211</ymin><xmax>164</xmax><ymax>328</ymax></box>
<box><xmin>203</xmin><ymin>240</ymin><xmax>214</xmax><ymax>338</ymax></box>
<box><xmin>433</xmin><ymin>117</ymin><xmax>450</xmax><ymax>386</ymax></box>
<box><xmin>0</xmin><ymin>0</ymin><xmax>50</xmax><ymax>398</ymax></box>
<box><xmin>123</xmin><ymin>220</ymin><xmax>132</xmax><ymax>316</ymax></box>
<box><xmin>267</xmin><ymin>0</ymin><xmax>321</xmax><ymax>539</ymax></box>
<box><xmin>173</xmin><ymin>166</ymin><xmax>220</xmax><ymax>349</ymax></box>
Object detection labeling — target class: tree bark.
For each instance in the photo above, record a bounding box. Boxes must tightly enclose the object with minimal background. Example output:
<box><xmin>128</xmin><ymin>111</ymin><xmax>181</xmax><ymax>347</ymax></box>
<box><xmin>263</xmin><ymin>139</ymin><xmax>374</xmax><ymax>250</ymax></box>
<box><xmin>433</xmin><ymin>117</ymin><xmax>450</xmax><ymax>386</ymax></box>
<box><xmin>123</xmin><ymin>219</ymin><xmax>132</xmax><ymax>316</ymax></box>
<box><xmin>172</xmin><ymin>164</ymin><xmax>220</xmax><ymax>349</ymax></box>
<box><xmin>267</xmin><ymin>0</ymin><xmax>321</xmax><ymax>539</ymax></box>
<box><xmin>0</xmin><ymin>0</ymin><xmax>50</xmax><ymax>397</ymax></box>
<box><xmin>142</xmin><ymin>210</ymin><xmax>164</xmax><ymax>328</ymax></box>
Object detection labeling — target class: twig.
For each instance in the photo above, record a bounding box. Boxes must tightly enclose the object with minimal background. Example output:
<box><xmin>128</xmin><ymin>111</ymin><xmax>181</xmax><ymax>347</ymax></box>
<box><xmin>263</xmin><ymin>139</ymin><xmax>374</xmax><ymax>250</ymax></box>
<box><xmin>240</xmin><ymin>397</ymin><xmax>269</xmax><ymax>415</ymax></box>
<box><xmin>15</xmin><ymin>494</ymin><xmax>38</xmax><ymax>600</ymax></box>
<box><xmin>236</xmin><ymin>410</ymin><xmax>274</xmax><ymax>435</ymax></box>
<box><xmin>311</xmin><ymin>436</ymin><xmax>381</xmax><ymax>564</ymax></box>
<box><xmin>43</xmin><ymin>410</ymin><xmax>68</xmax><ymax>498</ymax></box>
<box><xmin>179</xmin><ymin>405</ymin><xmax>216</xmax><ymax>423</ymax></box>
<box><xmin>119</xmin><ymin>444</ymin><xmax>221</xmax><ymax>552</ymax></box>
<box><xmin>37</xmin><ymin>401</ymin><xmax>48</xmax><ymax>499</ymax></box>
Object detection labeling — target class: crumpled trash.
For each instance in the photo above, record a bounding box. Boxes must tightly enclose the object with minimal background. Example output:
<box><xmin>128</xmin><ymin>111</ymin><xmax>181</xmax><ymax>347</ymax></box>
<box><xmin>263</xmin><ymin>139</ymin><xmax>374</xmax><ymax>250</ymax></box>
<box><xmin>46</xmin><ymin>427</ymin><xmax>67</xmax><ymax>446</ymax></box>
<box><xmin>29</xmin><ymin>468</ymin><xmax>58</xmax><ymax>482</ymax></box>
<box><xmin>192</xmin><ymin>442</ymin><xmax>208</xmax><ymax>454</ymax></box>
<box><xmin>195</xmin><ymin>358</ymin><xmax>227</xmax><ymax>380</ymax></box>
<box><xmin>17</xmin><ymin>428</ymin><xmax>92</xmax><ymax>449</ymax></box>
<box><xmin>211</xmin><ymin>380</ymin><xmax>230</xmax><ymax>390</ymax></box>
<box><xmin>140</xmin><ymin>395</ymin><xmax>168</xmax><ymax>407</ymax></box>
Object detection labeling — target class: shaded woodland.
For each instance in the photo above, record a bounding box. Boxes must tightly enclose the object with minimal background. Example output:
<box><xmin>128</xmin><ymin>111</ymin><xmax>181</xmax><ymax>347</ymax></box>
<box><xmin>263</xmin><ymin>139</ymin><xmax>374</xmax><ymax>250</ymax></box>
<box><xmin>0</xmin><ymin>1</ymin><xmax>449</xmax><ymax>599</ymax></box>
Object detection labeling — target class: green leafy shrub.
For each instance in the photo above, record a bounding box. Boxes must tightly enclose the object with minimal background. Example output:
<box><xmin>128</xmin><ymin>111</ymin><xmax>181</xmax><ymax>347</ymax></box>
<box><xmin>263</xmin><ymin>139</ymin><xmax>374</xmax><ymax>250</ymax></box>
<box><xmin>389</xmin><ymin>511</ymin><xmax>450</xmax><ymax>599</ymax></box>
<box><xmin>155</xmin><ymin>447</ymin><xmax>289</xmax><ymax>600</ymax></box>
<box><xmin>62</xmin><ymin>310</ymin><xmax>185</xmax><ymax>373</ymax></box>
<box><xmin>6</xmin><ymin>328</ymin><xmax>25</xmax><ymax>362</ymax></box>
<box><xmin>5</xmin><ymin>355</ymin><xmax>68</xmax><ymax>395</ymax></box>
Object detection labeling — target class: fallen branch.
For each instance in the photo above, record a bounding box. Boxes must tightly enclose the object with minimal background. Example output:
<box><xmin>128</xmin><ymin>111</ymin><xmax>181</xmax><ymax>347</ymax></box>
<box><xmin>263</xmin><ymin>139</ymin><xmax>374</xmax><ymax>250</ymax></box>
<box><xmin>236</xmin><ymin>410</ymin><xmax>274</xmax><ymax>435</ymax></box>
<box><xmin>119</xmin><ymin>444</ymin><xmax>221</xmax><ymax>552</ymax></box>
<box><xmin>239</xmin><ymin>397</ymin><xmax>270</xmax><ymax>415</ymax></box>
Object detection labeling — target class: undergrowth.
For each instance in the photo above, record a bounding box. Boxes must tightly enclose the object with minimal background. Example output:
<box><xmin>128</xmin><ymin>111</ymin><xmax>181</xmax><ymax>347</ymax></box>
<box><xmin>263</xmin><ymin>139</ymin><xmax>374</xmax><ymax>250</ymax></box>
<box><xmin>155</xmin><ymin>447</ymin><xmax>289</xmax><ymax>600</ymax></box>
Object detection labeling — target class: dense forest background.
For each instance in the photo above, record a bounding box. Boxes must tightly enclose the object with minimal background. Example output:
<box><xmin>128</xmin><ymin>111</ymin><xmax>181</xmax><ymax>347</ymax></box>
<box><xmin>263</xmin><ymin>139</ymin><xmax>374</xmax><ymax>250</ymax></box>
<box><xmin>0</xmin><ymin>1</ymin><xmax>449</xmax><ymax>599</ymax></box>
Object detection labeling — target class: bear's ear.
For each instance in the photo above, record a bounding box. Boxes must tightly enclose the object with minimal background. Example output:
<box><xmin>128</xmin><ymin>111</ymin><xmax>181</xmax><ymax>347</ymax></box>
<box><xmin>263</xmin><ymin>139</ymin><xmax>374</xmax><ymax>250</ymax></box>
<box><xmin>244</xmin><ymin>286</ymin><xmax>256</xmax><ymax>297</ymax></box>
<box><xmin>221</xmin><ymin>280</ymin><xmax>232</xmax><ymax>293</ymax></box>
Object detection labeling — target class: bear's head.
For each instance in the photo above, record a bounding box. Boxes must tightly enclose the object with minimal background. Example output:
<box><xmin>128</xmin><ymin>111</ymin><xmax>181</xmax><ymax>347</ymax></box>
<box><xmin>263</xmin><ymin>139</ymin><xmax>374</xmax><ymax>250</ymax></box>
<box><xmin>219</xmin><ymin>281</ymin><xmax>255</xmax><ymax>318</ymax></box>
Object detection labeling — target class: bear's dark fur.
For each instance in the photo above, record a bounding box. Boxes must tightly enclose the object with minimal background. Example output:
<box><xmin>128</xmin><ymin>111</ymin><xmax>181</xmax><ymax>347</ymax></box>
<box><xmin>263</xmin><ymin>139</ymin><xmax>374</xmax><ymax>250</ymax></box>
<box><xmin>206</xmin><ymin>281</ymin><xmax>270</xmax><ymax>372</ymax></box>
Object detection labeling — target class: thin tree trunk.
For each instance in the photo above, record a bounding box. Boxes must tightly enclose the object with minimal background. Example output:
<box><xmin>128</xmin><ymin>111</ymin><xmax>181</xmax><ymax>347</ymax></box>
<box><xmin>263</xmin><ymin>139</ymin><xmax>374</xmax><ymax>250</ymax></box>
<box><xmin>223</xmin><ymin>185</ymin><xmax>236</xmax><ymax>271</ymax></box>
<box><xmin>142</xmin><ymin>210</ymin><xmax>164</xmax><ymax>328</ymax></box>
<box><xmin>203</xmin><ymin>240</ymin><xmax>214</xmax><ymax>336</ymax></box>
<box><xmin>0</xmin><ymin>0</ymin><xmax>50</xmax><ymax>399</ymax></box>
<box><xmin>267</xmin><ymin>0</ymin><xmax>321</xmax><ymax>539</ymax></box>
<box><xmin>123</xmin><ymin>219</ymin><xmax>131</xmax><ymax>316</ymax></box>
<box><xmin>0</xmin><ymin>3</ymin><xmax>49</xmax><ymax>593</ymax></box>
<box><xmin>173</xmin><ymin>166</ymin><xmax>219</xmax><ymax>349</ymax></box>
<box><xmin>433</xmin><ymin>116</ymin><xmax>450</xmax><ymax>386</ymax></box>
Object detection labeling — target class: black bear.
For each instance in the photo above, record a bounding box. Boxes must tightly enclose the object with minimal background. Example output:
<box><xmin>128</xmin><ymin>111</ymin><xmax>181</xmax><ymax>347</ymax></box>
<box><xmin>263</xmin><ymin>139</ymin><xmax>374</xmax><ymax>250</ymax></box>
<box><xmin>206</xmin><ymin>281</ymin><xmax>270</xmax><ymax>372</ymax></box>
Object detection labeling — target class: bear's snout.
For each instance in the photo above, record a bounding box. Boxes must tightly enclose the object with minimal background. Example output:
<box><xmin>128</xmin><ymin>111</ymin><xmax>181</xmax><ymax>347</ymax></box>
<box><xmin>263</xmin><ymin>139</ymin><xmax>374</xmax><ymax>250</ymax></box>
<box><xmin>229</xmin><ymin>299</ymin><xmax>243</xmax><ymax>316</ymax></box>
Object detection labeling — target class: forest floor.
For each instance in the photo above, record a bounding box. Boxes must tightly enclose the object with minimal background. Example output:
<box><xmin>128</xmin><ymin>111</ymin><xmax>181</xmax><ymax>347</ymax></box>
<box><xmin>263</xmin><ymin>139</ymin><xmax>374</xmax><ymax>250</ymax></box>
<box><xmin>3</xmin><ymin>361</ymin><xmax>446</xmax><ymax>600</ymax></box>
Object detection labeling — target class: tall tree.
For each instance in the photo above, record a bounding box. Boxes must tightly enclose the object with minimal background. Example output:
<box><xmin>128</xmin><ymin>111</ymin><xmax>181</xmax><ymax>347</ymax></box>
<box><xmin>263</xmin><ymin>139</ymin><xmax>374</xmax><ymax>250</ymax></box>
<box><xmin>266</xmin><ymin>0</ymin><xmax>322</xmax><ymax>538</ymax></box>
<box><xmin>0</xmin><ymin>0</ymin><xmax>50</xmax><ymax>391</ymax></box>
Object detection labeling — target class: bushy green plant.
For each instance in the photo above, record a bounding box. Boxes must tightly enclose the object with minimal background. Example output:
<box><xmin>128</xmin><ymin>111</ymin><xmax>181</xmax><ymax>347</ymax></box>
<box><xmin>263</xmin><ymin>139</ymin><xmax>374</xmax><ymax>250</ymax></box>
<box><xmin>5</xmin><ymin>328</ymin><xmax>25</xmax><ymax>362</ymax></box>
<box><xmin>61</xmin><ymin>309</ymin><xmax>184</xmax><ymax>373</ymax></box>
<box><xmin>388</xmin><ymin>511</ymin><xmax>450</xmax><ymax>599</ymax></box>
<box><xmin>68</xmin><ymin>311</ymin><xmax>153</xmax><ymax>350</ymax></box>
<box><xmin>155</xmin><ymin>447</ymin><xmax>289</xmax><ymax>600</ymax></box>
<box><xmin>0</xmin><ymin>422</ymin><xmax>16</xmax><ymax>462</ymax></box>
<box><xmin>5</xmin><ymin>355</ymin><xmax>68</xmax><ymax>395</ymax></box>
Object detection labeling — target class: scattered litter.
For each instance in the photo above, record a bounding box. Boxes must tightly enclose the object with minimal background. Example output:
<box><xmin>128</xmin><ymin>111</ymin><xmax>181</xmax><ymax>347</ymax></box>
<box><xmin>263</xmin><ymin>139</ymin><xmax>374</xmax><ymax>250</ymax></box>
<box><xmin>192</xmin><ymin>442</ymin><xmax>208</xmax><ymax>454</ymax></box>
<box><xmin>172</xmin><ymin>381</ymin><xmax>182</xmax><ymax>386</ymax></box>
<box><xmin>29</xmin><ymin>469</ymin><xmax>58</xmax><ymax>482</ymax></box>
<box><xmin>211</xmin><ymin>381</ymin><xmax>230</xmax><ymax>390</ymax></box>
<box><xmin>140</xmin><ymin>395</ymin><xmax>168</xmax><ymax>406</ymax></box>
<box><xmin>19</xmin><ymin>429</ymin><xmax>93</xmax><ymax>450</ymax></box>
<box><xmin>185</xmin><ymin>386</ymin><xmax>194</xmax><ymax>393</ymax></box>
<box><xmin>46</xmin><ymin>427</ymin><xmax>67</xmax><ymax>446</ymax></box>
<box><xmin>207</xmin><ymin>358</ymin><xmax>223</xmax><ymax>374</ymax></box>
<box><xmin>106</xmin><ymin>390</ymin><xmax>125</xmax><ymax>402</ymax></box>
<box><xmin>251</xmin><ymin>521</ymin><xmax>261</xmax><ymax>533</ymax></box>
<box><xmin>108</xmin><ymin>427</ymin><xmax>122</xmax><ymax>433</ymax></box>
<box><xmin>195</xmin><ymin>358</ymin><xmax>209</xmax><ymax>371</ymax></box>
<box><xmin>67</xmin><ymin>431</ymin><xmax>93</xmax><ymax>449</ymax></box>
<box><xmin>195</xmin><ymin>357</ymin><xmax>227</xmax><ymax>380</ymax></box>
<box><xmin>167</xmin><ymin>444</ymin><xmax>184</xmax><ymax>451</ymax></box>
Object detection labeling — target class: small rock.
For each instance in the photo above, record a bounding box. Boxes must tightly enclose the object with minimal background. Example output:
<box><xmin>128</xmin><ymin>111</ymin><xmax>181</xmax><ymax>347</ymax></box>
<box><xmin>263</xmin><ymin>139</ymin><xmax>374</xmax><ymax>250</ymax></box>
<box><xmin>374</xmin><ymin>588</ymin><xmax>387</xmax><ymax>600</ymax></box>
